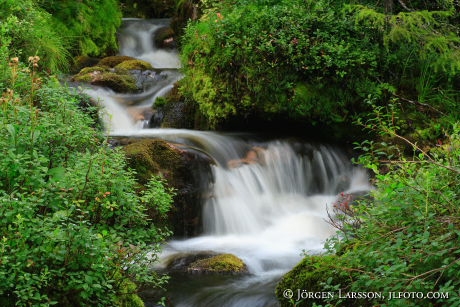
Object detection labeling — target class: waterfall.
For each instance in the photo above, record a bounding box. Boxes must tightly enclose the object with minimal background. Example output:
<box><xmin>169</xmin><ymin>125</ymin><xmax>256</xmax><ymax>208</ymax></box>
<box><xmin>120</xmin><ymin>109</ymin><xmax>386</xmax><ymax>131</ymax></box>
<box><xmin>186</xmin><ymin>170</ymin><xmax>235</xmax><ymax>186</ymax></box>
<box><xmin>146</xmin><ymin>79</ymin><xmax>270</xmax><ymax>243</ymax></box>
<box><xmin>82</xmin><ymin>19</ymin><xmax>182</xmax><ymax>134</ymax></box>
<box><xmin>76</xmin><ymin>18</ymin><xmax>372</xmax><ymax>307</ymax></box>
<box><xmin>159</xmin><ymin>137</ymin><xmax>370</xmax><ymax>307</ymax></box>
<box><xmin>119</xmin><ymin>18</ymin><xmax>181</xmax><ymax>69</ymax></box>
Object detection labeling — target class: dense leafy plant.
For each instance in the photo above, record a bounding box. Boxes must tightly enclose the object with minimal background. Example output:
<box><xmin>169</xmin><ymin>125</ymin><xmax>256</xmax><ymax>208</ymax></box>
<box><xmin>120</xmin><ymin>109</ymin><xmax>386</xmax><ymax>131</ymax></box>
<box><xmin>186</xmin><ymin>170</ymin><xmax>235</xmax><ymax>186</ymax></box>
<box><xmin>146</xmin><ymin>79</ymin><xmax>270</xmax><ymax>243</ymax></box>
<box><xmin>277</xmin><ymin>110</ymin><xmax>460</xmax><ymax>306</ymax></box>
<box><xmin>0</xmin><ymin>0</ymin><xmax>70</xmax><ymax>74</ymax></box>
<box><xmin>179</xmin><ymin>0</ymin><xmax>459</xmax><ymax>133</ymax></box>
<box><xmin>180</xmin><ymin>0</ymin><xmax>381</xmax><ymax>126</ymax></box>
<box><xmin>0</xmin><ymin>58</ymin><xmax>173</xmax><ymax>306</ymax></box>
<box><xmin>37</xmin><ymin>0</ymin><xmax>122</xmax><ymax>57</ymax></box>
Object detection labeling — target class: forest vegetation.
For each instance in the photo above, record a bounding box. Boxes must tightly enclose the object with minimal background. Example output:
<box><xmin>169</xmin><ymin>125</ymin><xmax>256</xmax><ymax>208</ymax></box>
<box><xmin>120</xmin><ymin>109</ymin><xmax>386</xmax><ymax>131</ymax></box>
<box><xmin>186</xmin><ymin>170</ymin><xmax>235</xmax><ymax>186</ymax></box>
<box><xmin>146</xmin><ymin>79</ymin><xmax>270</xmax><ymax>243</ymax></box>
<box><xmin>0</xmin><ymin>1</ymin><xmax>173</xmax><ymax>306</ymax></box>
<box><xmin>1</xmin><ymin>0</ymin><xmax>460</xmax><ymax>306</ymax></box>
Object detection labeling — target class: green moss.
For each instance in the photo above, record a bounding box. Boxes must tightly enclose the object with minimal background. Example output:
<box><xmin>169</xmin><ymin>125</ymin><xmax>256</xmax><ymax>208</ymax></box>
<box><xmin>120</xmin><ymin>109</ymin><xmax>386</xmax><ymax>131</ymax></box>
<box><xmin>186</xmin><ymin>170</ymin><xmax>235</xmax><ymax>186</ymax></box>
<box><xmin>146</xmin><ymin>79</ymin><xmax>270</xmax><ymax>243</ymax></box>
<box><xmin>115</xmin><ymin>59</ymin><xmax>154</xmax><ymax>70</ymax></box>
<box><xmin>276</xmin><ymin>255</ymin><xmax>356</xmax><ymax>307</ymax></box>
<box><xmin>122</xmin><ymin>139</ymin><xmax>183</xmax><ymax>185</ymax></box>
<box><xmin>123</xmin><ymin>140</ymin><xmax>161</xmax><ymax>184</ymax></box>
<box><xmin>72</xmin><ymin>66</ymin><xmax>138</xmax><ymax>92</ymax></box>
<box><xmin>72</xmin><ymin>66</ymin><xmax>110</xmax><ymax>82</ymax></box>
<box><xmin>115</xmin><ymin>279</ymin><xmax>145</xmax><ymax>307</ymax></box>
<box><xmin>98</xmin><ymin>56</ymin><xmax>137</xmax><ymax>67</ymax></box>
<box><xmin>71</xmin><ymin>55</ymin><xmax>101</xmax><ymax>73</ymax></box>
<box><xmin>91</xmin><ymin>72</ymin><xmax>138</xmax><ymax>93</ymax></box>
<box><xmin>188</xmin><ymin>254</ymin><xmax>247</xmax><ymax>274</ymax></box>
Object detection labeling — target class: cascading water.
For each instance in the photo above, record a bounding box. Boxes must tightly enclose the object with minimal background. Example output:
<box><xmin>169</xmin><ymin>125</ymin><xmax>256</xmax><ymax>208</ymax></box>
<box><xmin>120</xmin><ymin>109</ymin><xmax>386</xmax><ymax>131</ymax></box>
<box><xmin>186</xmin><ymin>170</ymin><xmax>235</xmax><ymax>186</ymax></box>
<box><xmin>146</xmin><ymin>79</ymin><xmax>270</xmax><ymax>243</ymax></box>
<box><xmin>80</xmin><ymin>19</ymin><xmax>371</xmax><ymax>307</ymax></box>
<box><xmin>158</xmin><ymin>139</ymin><xmax>370</xmax><ymax>307</ymax></box>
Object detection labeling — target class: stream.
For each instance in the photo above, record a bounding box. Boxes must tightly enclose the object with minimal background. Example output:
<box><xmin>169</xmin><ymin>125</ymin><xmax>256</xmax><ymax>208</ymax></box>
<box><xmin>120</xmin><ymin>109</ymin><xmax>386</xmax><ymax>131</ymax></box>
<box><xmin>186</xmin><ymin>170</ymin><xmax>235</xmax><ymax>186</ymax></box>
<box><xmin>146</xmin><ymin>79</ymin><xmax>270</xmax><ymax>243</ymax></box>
<box><xmin>83</xmin><ymin>18</ymin><xmax>371</xmax><ymax>307</ymax></box>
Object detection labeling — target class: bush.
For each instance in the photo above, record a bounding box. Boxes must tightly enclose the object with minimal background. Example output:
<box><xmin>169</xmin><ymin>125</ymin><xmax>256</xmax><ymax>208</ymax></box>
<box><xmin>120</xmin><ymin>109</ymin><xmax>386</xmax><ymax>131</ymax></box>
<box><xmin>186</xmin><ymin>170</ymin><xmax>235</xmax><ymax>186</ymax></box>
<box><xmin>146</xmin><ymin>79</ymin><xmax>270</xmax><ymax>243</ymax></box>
<box><xmin>37</xmin><ymin>0</ymin><xmax>122</xmax><ymax>57</ymax></box>
<box><xmin>0</xmin><ymin>0</ymin><xmax>70</xmax><ymax>74</ymax></box>
<box><xmin>179</xmin><ymin>0</ymin><xmax>380</xmax><ymax>126</ymax></box>
<box><xmin>179</xmin><ymin>0</ymin><xmax>459</xmax><ymax>131</ymax></box>
<box><xmin>278</xmin><ymin>119</ymin><xmax>460</xmax><ymax>306</ymax></box>
<box><xmin>0</xmin><ymin>58</ymin><xmax>173</xmax><ymax>306</ymax></box>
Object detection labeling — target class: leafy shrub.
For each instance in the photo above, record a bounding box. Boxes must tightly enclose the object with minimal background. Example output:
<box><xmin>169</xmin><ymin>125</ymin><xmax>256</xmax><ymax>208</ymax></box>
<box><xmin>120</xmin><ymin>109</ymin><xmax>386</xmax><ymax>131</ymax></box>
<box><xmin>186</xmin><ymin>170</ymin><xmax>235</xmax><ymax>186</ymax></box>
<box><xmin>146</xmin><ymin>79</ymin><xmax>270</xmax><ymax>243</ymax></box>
<box><xmin>179</xmin><ymin>0</ymin><xmax>380</xmax><ymax>126</ymax></box>
<box><xmin>0</xmin><ymin>0</ymin><xmax>70</xmax><ymax>74</ymax></box>
<box><xmin>179</xmin><ymin>0</ymin><xmax>459</xmax><ymax>132</ymax></box>
<box><xmin>37</xmin><ymin>0</ymin><xmax>122</xmax><ymax>57</ymax></box>
<box><xmin>0</xmin><ymin>58</ymin><xmax>173</xmax><ymax>306</ymax></box>
<box><xmin>278</xmin><ymin>115</ymin><xmax>460</xmax><ymax>306</ymax></box>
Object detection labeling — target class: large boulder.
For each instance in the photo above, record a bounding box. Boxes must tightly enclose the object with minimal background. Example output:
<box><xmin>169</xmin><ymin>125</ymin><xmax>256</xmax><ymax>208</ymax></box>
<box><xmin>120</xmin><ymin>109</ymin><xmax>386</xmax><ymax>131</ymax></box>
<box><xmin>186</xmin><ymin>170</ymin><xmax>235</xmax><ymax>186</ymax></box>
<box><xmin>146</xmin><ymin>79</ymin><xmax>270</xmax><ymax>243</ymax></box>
<box><xmin>150</xmin><ymin>83</ymin><xmax>211</xmax><ymax>130</ymax></box>
<box><xmin>121</xmin><ymin>138</ymin><xmax>213</xmax><ymax>237</ymax></box>
<box><xmin>153</xmin><ymin>27</ymin><xmax>176</xmax><ymax>49</ymax></box>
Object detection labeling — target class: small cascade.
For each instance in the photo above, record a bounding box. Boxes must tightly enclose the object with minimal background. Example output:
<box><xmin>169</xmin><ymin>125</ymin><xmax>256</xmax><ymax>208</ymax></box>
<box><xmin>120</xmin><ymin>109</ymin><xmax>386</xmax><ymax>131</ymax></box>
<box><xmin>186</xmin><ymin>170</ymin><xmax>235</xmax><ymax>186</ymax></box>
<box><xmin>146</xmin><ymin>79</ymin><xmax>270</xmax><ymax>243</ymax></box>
<box><xmin>203</xmin><ymin>142</ymin><xmax>352</xmax><ymax>235</ymax></box>
<box><xmin>119</xmin><ymin>18</ymin><xmax>181</xmax><ymax>69</ymax></box>
<box><xmin>82</xmin><ymin>18</ymin><xmax>182</xmax><ymax>133</ymax></box>
<box><xmin>158</xmin><ymin>137</ymin><xmax>371</xmax><ymax>307</ymax></box>
<box><xmin>75</xmin><ymin>18</ymin><xmax>372</xmax><ymax>307</ymax></box>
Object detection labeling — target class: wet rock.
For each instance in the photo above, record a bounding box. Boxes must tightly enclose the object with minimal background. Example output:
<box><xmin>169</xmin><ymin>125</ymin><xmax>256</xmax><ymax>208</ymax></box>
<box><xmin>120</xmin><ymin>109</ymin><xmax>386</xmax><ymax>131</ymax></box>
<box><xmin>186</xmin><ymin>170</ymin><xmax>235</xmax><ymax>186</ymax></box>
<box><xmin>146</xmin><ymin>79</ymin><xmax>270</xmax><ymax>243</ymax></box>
<box><xmin>131</xmin><ymin>70</ymin><xmax>166</xmax><ymax>90</ymax></box>
<box><xmin>166</xmin><ymin>252</ymin><xmax>248</xmax><ymax>275</ymax></box>
<box><xmin>72</xmin><ymin>66</ymin><xmax>138</xmax><ymax>93</ymax></box>
<box><xmin>121</xmin><ymin>138</ymin><xmax>213</xmax><ymax>237</ymax></box>
<box><xmin>71</xmin><ymin>55</ymin><xmax>100</xmax><ymax>73</ymax></box>
<box><xmin>97</xmin><ymin>55</ymin><xmax>138</xmax><ymax>68</ymax></box>
<box><xmin>153</xmin><ymin>27</ymin><xmax>176</xmax><ymax>49</ymax></box>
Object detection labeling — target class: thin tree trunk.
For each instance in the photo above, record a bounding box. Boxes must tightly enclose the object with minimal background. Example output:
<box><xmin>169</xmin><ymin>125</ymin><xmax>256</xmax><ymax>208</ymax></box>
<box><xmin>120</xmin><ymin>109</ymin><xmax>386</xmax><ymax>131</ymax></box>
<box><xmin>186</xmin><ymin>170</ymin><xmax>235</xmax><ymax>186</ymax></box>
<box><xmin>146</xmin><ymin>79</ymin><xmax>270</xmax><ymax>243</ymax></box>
<box><xmin>385</xmin><ymin>0</ymin><xmax>393</xmax><ymax>14</ymax></box>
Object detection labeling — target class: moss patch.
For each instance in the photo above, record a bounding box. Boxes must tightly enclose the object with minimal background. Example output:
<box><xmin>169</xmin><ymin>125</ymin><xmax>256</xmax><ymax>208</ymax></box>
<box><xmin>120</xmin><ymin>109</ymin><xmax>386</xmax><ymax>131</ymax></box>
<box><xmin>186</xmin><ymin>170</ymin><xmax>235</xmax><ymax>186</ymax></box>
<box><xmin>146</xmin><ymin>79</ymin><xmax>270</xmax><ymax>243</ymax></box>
<box><xmin>98</xmin><ymin>55</ymin><xmax>137</xmax><ymax>67</ymax></box>
<box><xmin>115</xmin><ymin>59</ymin><xmax>154</xmax><ymax>70</ymax></box>
<box><xmin>72</xmin><ymin>66</ymin><xmax>138</xmax><ymax>93</ymax></box>
<box><xmin>276</xmin><ymin>255</ymin><xmax>357</xmax><ymax>307</ymax></box>
<box><xmin>188</xmin><ymin>254</ymin><xmax>248</xmax><ymax>274</ymax></box>
<box><xmin>91</xmin><ymin>72</ymin><xmax>138</xmax><ymax>92</ymax></box>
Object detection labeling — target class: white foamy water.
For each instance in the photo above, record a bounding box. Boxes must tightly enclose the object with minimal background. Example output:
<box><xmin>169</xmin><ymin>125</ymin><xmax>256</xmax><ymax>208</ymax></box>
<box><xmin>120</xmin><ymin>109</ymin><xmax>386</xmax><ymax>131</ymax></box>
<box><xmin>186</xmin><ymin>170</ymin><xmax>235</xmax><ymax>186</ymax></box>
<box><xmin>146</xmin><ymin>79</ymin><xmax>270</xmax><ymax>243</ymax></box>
<box><xmin>119</xmin><ymin>18</ymin><xmax>181</xmax><ymax>69</ymax></box>
<box><xmin>161</xmin><ymin>140</ymin><xmax>370</xmax><ymax>276</ymax></box>
<box><xmin>78</xmin><ymin>18</ymin><xmax>372</xmax><ymax>306</ymax></box>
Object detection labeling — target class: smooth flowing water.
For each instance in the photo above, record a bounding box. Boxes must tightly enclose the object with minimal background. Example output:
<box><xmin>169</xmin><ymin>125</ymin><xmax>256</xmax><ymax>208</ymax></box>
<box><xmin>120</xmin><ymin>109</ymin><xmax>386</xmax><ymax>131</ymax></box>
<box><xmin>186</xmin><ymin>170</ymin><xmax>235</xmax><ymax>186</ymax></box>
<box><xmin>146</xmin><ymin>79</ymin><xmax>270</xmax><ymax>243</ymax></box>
<box><xmin>83</xmin><ymin>19</ymin><xmax>371</xmax><ymax>307</ymax></box>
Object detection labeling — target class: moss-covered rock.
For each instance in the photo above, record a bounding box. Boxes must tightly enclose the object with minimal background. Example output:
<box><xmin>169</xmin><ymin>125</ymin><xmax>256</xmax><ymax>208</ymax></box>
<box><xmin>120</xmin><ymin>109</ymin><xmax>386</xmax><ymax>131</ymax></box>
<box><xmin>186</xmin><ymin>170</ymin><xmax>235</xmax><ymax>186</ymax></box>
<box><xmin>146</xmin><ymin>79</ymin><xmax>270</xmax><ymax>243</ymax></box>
<box><xmin>165</xmin><ymin>252</ymin><xmax>248</xmax><ymax>275</ymax></box>
<box><xmin>98</xmin><ymin>55</ymin><xmax>138</xmax><ymax>68</ymax></box>
<box><xmin>115</xmin><ymin>279</ymin><xmax>145</xmax><ymax>307</ymax></box>
<box><xmin>71</xmin><ymin>55</ymin><xmax>101</xmax><ymax>73</ymax></box>
<box><xmin>188</xmin><ymin>254</ymin><xmax>248</xmax><ymax>275</ymax></box>
<box><xmin>276</xmin><ymin>255</ymin><xmax>357</xmax><ymax>307</ymax></box>
<box><xmin>115</xmin><ymin>59</ymin><xmax>154</xmax><ymax>70</ymax></box>
<box><xmin>72</xmin><ymin>66</ymin><xmax>138</xmax><ymax>93</ymax></box>
<box><xmin>150</xmin><ymin>83</ymin><xmax>211</xmax><ymax>130</ymax></box>
<box><xmin>121</xmin><ymin>138</ymin><xmax>213</xmax><ymax>237</ymax></box>
<box><xmin>90</xmin><ymin>72</ymin><xmax>138</xmax><ymax>93</ymax></box>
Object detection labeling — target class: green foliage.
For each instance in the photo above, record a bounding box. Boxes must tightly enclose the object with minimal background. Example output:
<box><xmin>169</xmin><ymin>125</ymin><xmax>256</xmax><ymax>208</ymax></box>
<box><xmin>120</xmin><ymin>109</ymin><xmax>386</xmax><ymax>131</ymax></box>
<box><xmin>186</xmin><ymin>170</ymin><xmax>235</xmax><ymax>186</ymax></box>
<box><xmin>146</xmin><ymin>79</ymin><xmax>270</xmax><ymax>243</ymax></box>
<box><xmin>179</xmin><ymin>0</ymin><xmax>459</xmax><ymax>130</ymax></box>
<box><xmin>0</xmin><ymin>0</ymin><xmax>70</xmax><ymax>74</ymax></box>
<box><xmin>37</xmin><ymin>0</ymin><xmax>122</xmax><ymax>57</ymax></box>
<box><xmin>0</xmin><ymin>59</ymin><xmax>172</xmax><ymax>306</ymax></box>
<box><xmin>178</xmin><ymin>0</ymin><xmax>384</xmax><ymax>126</ymax></box>
<box><xmin>280</xmin><ymin>115</ymin><xmax>460</xmax><ymax>306</ymax></box>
